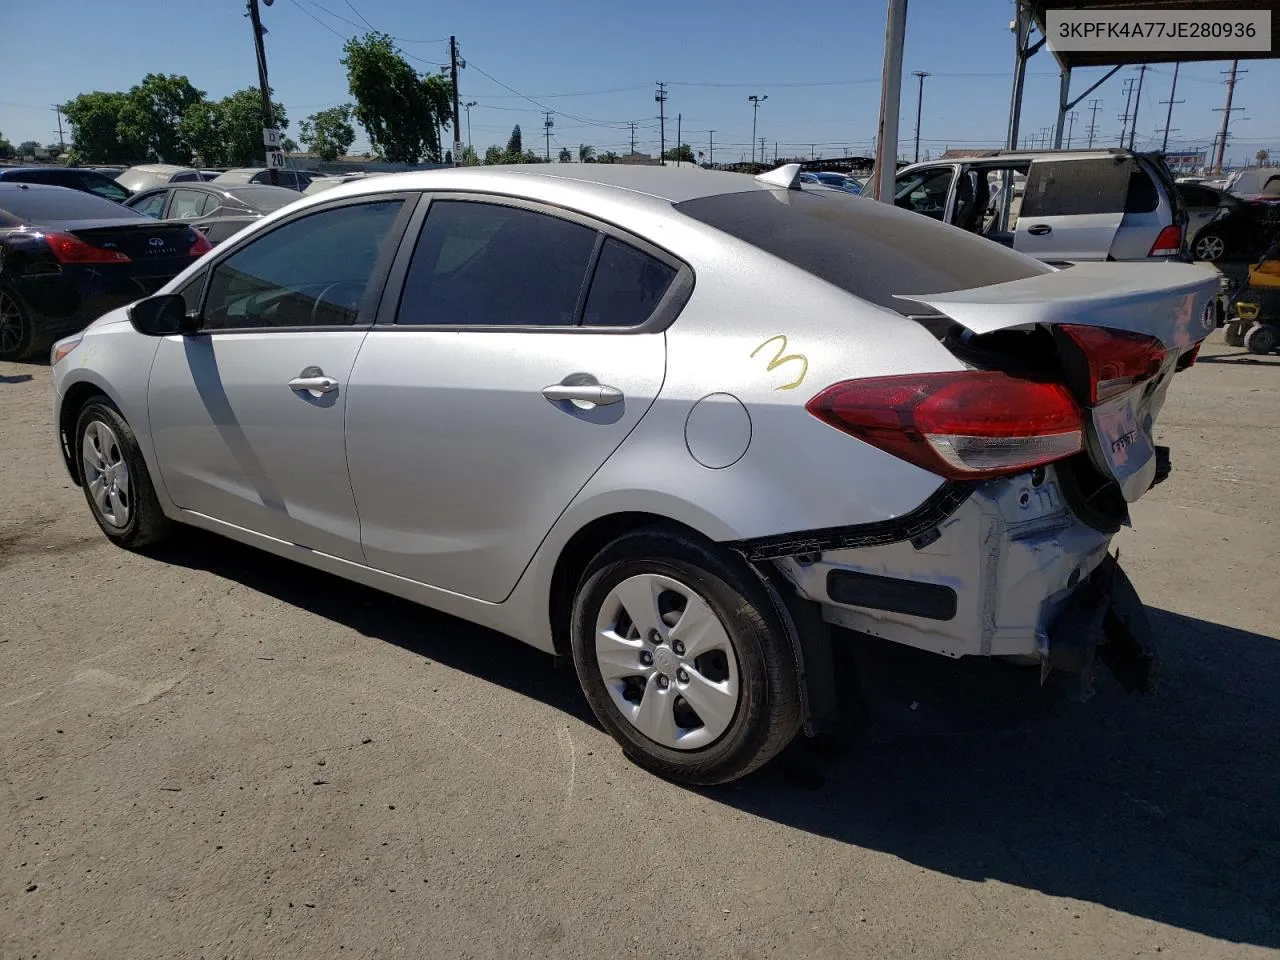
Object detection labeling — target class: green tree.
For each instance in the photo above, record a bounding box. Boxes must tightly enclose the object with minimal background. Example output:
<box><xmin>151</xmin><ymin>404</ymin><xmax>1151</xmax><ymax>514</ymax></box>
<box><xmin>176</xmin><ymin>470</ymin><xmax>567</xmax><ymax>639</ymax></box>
<box><xmin>505</xmin><ymin>124</ymin><xmax>523</xmax><ymax>161</ymax></box>
<box><xmin>483</xmin><ymin>144</ymin><xmax>506</xmax><ymax>165</ymax></box>
<box><xmin>117</xmin><ymin>73</ymin><xmax>205</xmax><ymax>163</ymax></box>
<box><xmin>558</xmin><ymin>146</ymin><xmax>572</xmax><ymax>163</ymax></box>
<box><xmin>578</xmin><ymin>144</ymin><xmax>595</xmax><ymax>163</ymax></box>
<box><xmin>0</xmin><ymin>131</ymin><xmax>13</xmax><ymax>160</ymax></box>
<box><xmin>460</xmin><ymin>144</ymin><xmax>479</xmax><ymax>166</ymax></box>
<box><xmin>17</xmin><ymin>140</ymin><xmax>40</xmax><ymax>157</ymax></box>
<box><xmin>300</xmin><ymin>105</ymin><xmax>356</xmax><ymax>161</ymax></box>
<box><xmin>342</xmin><ymin>32</ymin><xmax>452</xmax><ymax>163</ymax></box>
<box><xmin>1258</xmin><ymin>149</ymin><xmax>1271</xmax><ymax>166</ymax></box>
<box><xmin>522</xmin><ymin>149</ymin><xmax>544</xmax><ymax>164</ymax></box>
<box><xmin>61</xmin><ymin>90</ymin><xmax>133</xmax><ymax>163</ymax></box>
<box><xmin>597</xmin><ymin>150</ymin><xmax>619</xmax><ymax>164</ymax></box>
<box><xmin>180</xmin><ymin>89</ymin><xmax>287</xmax><ymax>167</ymax></box>
<box><xmin>663</xmin><ymin>143</ymin><xmax>695</xmax><ymax>163</ymax></box>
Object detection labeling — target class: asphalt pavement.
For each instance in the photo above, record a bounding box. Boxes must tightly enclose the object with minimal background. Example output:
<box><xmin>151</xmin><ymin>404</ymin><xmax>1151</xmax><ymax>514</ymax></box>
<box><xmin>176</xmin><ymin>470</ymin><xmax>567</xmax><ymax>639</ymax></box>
<box><xmin>1</xmin><ymin>336</ymin><xmax>1277</xmax><ymax>960</ymax></box>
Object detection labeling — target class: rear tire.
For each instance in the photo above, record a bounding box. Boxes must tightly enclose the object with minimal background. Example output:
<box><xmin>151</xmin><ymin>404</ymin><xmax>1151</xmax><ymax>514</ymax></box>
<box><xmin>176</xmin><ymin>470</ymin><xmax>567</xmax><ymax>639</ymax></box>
<box><xmin>569</xmin><ymin>527</ymin><xmax>801</xmax><ymax>786</ymax></box>
<box><xmin>1222</xmin><ymin>320</ymin><xmax>1246</xmax><ymax>347</ymax></box>
<box><xmin>0</xmin><ymin>286</ymin><xmax>38</xmax><ymax>362</ymax></box>
<box><xmin>1194</xmin><ymin>233</ymin><xmax>1227</xmax><ymax>263</ymax></box>
<box><xmin>74</xmin><ymin>399</ymin><xmax>174</xmax><ymax>550</ymax></box>
<box><xmin>1244</xmin><ymin>322</ymin><xmax>1278</xmax><ymax>356</ymax></box>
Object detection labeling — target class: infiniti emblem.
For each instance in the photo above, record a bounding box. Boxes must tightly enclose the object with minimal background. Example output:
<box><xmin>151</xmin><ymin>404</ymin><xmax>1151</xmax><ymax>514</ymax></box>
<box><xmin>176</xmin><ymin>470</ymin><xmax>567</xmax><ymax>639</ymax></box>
<box><xmin>148</xmin><ymin>237</ymin><xmax>165</xmax><ymax>247</ymax></box>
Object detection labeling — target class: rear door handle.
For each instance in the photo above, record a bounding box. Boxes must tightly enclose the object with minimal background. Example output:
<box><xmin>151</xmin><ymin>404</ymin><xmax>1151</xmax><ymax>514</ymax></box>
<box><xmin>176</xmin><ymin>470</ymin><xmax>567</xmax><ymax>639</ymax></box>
<box><xmin>289</xmin><ymin>375</ymin><xmax>339</xmax><ymax>394</ymax></box>
<box><xmin>542</xmin><ymin>383</ymin><xmax>624</xmax><ymax>407</ymax></box>
<box><xmin>1028</xmin><ymin>223</ymin><xmax>1052</xmax><ymax>236</ymax></box>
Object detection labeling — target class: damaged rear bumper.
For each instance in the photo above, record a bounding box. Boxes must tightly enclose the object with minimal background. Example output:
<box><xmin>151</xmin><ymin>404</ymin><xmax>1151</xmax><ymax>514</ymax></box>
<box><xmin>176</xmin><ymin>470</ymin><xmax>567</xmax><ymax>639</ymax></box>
<box><xmin>766</xmin><ymin>468</ymin><xmax>1157</xmax><ymax>697</ymax></box>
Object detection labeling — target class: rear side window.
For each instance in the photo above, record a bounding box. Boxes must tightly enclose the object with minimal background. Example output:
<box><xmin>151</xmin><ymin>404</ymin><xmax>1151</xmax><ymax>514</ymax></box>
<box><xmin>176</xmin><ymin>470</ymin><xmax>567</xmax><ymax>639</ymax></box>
<box><xmin>396</xmin><ymin>200</ymin><xmax>597</xmax><ymax>326</ymax></box>
<box><xmin>1022</xmin><ymin>158</ymin><xmax>1141</xmax><ymax>217</ymax></box>
<box><xmin>674</xmin><ymin>188</ymin><xmax>1047</xmax><ymax>317</ymax></box>
<box><xmin>170</xmin><ymin>189</ymin><xmax>211</xmax><ymax>218</ymax></box>
<box><xmin>582</xmin><ymin>238</ymin><xmax>677</xmax><ymax>327</ymax></box>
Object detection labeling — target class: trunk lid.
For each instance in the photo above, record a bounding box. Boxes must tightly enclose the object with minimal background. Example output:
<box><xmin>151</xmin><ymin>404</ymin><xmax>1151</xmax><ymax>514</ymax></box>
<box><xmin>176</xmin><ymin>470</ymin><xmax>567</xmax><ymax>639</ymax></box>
<box><xmin>65</xmin><ymin>221</ymin><xmax>197</xmax><ymax>273</ymax></box>
<box><xmin>896</xmin><ymin>262</ymin><xmax>1221</xmax><ymax>503</ymax></box>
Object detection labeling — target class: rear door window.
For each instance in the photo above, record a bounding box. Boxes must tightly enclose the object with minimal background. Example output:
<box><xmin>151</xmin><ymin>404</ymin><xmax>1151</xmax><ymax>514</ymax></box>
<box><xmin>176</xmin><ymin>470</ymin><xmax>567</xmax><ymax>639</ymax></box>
<box><xmin>581</xmin><ymin>238</ymin><xmax>677</xmax><ymax>327</ymax></box>
<box><xmin>1021</xmin><ymin>158</ymin><xmax>1135</xmax><ymax>218</ymax></box>
<box><xmin>395</xmin><ymin>200</ymin><xmax>597</xmax><ymax>326</ymax></box>
<box><xmin>170</xmin><ymin>189</ymin><xmax>211</xmax><ymax>219</ymax></box>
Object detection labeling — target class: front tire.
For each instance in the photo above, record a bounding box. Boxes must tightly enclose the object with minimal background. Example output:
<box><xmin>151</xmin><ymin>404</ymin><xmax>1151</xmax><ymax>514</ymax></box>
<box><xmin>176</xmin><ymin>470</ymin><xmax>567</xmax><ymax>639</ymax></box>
<box><xmin>74</xmin><ymin>399</ymin><xmax>173</xmax><ymax>549</ymax></box>
<box><xmin>569</xmin><ymin>527</ymin><xmax>801</xmax><ymax>786</ymax></box>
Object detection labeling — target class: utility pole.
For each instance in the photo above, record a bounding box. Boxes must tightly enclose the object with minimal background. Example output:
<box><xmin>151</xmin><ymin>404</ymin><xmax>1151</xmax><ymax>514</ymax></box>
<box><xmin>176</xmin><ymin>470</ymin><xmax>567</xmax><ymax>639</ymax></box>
<box><xmin>246</xmin><ymin>0</ymin><xmax>280</xmax><ymax>185</ymax></box>
<box><xmin>675</xmin><ymin>113</ymin><xmax>681</xmax><ymax>166</ymax></box>
<box><xmin>911</xmin><ymin>70</ymin><xmax>929</xmax><ymax>163</ymax></box>
<box><xmin>748</xmin><ymin>94</ymin><xmax>767</xmax><ymax>164</ymax></box>
<box><xmin>774</xmin><ymin>141</ymin><xmax>778</xmax><ymax>163</ymax></box>
<box><xmin>449</xmin><ymin>36</ymin><xmax>463</xmax><ymax>165</ymax></box>
<box><xmin>627</xmin><ymin>121</ymin><xmax>637</xmax><ymax>156</ymax></box>
<box><xmin>51</xmin><ymin>105</ymin><xmax>65</xmax><ymax>153</ymax></box>
<box><xmin>1159</xmin><ymin>62</ymin><xmax>1183</xmax><ymax>153</ymax></box>
<box><xmin>542</xmin><ymin>111</ymin><xmax>554</xmax><ymax>162</ymax></box>
<box><xmin>1118</xmin><ymin>77</ymin><xmax>1135</xmax><ymax>149</ymax></box>
<box><xmin>1065</xmin><ymin>110</ymin><xmax>1078</xmax><ymax>148</ymax></box>
<box><xmin>655</xmin><ymin>83</ymin><xmax>667</xmax><ymax>165</ymax></box>
<box><xmin>1086</xmin><ymin>98</ymin><xmax>1102</xmax><ymax>148</ymax></box>
<box><xmin>1213</xmin><ymin>59</ymin><xmax>1245</xmax><ymax>173</ymax></box>
<box><xmin>464</xmin><ymin>101</ymin><xmax>476</xmax><ymax>152</ymax></box>
<box><xmin>708</xmin><ymin>129</ymin><xmax>715</xmax><ymax>166</ymax></box>
<box><xmin>872</xmin><ymin>0</ymin><xmax>909</xmax><ymax>201</ymax></box>
<box><xmin>1127</xmin><ymin>64</ymin><xmax>1148</xmax><ymax>150</ymax></box>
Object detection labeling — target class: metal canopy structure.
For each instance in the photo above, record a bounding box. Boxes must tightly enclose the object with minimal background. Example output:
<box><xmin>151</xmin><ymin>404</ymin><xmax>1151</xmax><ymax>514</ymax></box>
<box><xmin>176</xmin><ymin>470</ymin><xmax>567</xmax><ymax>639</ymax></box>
<box><xmin>1008</xmin><ymin>0</ymin><xmax>1279</xmax><ymax>152</ymax></box>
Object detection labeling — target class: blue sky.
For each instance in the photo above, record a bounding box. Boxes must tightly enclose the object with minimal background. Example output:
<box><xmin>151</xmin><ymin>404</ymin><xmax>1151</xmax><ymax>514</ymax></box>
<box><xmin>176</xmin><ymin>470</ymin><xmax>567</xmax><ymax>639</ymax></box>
<box><xmin>1</xmin><ymin>0</ymin><xmax>1275</xmax><ymax>166</ymax></box>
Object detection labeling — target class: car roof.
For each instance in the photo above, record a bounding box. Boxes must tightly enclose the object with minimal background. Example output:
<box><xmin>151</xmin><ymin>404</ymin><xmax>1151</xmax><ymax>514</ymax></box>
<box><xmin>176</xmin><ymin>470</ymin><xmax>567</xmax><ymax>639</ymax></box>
<box><xmin>121</xmin><ymin>163</ymin><xmax>197</xmax><ymax>174</ymax></box>
<box><xmin>901</xmin><ymin>148</ymin><xmax>1145</xmax><ymax>168</ymax></box>
<box><xmin>0</xmin><ymin>166</ymin><xmax>106</xmax><ymax>177</ymax></box>
<box><xmin>313</xmin><ymin>163</ymin><xmax>788</xmax><ymax>205</ymax></box>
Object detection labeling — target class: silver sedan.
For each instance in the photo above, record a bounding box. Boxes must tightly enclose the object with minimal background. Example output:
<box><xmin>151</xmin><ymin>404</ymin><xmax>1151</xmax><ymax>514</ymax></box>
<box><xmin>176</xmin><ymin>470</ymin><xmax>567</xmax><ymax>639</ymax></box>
<box><xmin>50</xmin><ymin>164</ymin><xmax>1221</xmax><ymax>784</ymax></box>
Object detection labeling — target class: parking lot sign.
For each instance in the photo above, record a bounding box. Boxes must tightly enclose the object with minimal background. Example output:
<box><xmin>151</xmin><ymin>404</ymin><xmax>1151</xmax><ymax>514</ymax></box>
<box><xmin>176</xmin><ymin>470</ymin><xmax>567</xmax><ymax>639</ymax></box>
<box><xmin>263</xmin><ymin>127</ymin><xmax>281</xmax><ymax>148</ymax></box>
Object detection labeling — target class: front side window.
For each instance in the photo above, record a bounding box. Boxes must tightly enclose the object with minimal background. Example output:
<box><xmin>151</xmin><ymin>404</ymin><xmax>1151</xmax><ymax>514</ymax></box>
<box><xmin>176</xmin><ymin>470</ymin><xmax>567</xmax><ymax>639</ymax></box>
<box><xmin>892</xmin><ymin>167</ymin><xmax>955</xmax><ymax>220</ymax></box>
<box><xmin>130</xmin><ymin>191</ymin><xmax>168</xmax><ymax>219</ymax></box>
<box><xmin>202</xmin><ymin>199</ymin><xmax>404</xmax><ymax>331</ymax></box>
<box><xmin>396</xmin><ymin>200</ymin><xmax>597</xmax><ymax>326</ymax></box>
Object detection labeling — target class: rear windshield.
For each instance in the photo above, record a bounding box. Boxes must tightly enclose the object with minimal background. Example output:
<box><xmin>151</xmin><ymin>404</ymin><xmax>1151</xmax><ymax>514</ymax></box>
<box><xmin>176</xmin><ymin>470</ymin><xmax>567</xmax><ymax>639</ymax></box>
<box><xmin>673</xmin><ymin>188</ymin><xmax>1048</xmax><ymax>316</ymax></box>
<box><xmin>0</xmin><ymin>186</ymin><xmax>146</xmax><ymax>223</ymax></box>
<box><xmin>225</xmin><ymin>186</ymin><xmax>297</xmax><ymax>212</ymax></box>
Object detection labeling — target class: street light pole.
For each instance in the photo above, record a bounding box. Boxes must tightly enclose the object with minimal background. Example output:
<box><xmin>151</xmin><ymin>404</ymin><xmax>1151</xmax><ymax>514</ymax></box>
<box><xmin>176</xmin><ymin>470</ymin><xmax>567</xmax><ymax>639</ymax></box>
<box><xmin>464</xmin><ymin>101</ymin><xmax>476</xmax><ymax>152</ymax></box>
<box><xmin>748</xmin><ymin>94</ymin><xmax>767</xmax><ymax>164</ymax></box>
<box><xmin>911</xmin><ymin>71</ymin><xmax>929</xmax><ymax>163</ymax></box>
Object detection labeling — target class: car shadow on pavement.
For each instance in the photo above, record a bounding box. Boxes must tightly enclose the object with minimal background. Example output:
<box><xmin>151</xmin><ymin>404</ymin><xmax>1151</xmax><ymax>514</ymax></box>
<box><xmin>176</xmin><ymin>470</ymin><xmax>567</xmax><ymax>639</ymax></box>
<box><xmin>147</xmin><ymin>530</ymin><xmax>597</xmax><ymax>728</ymax></box>
<box><xmin>0</xmin><ymin>373</ymin><xmax>35</xmax><ymax>384</ymax></box>
<box><xmin>725</xmin><ymin>609</ymin><xmax>1280</xmax><ymax>948</ymax></box>
<box><xmin>1196</xmin><ymin>352</ymin><xmax>1280</xmax><ymax>365</ymax></box>
<box><xmin>149</xmin><ymin>532</ymin><xmax>1278</xmax><ymax>947</ymax></box>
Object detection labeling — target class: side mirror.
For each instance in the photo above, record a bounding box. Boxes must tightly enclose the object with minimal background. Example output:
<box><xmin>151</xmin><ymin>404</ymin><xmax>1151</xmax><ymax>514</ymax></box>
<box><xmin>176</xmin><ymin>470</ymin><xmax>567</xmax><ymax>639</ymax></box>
<box><xmin>128</xmin><ymin>294</ymin><xmax>196</xmax><ymax>337</ymax></box>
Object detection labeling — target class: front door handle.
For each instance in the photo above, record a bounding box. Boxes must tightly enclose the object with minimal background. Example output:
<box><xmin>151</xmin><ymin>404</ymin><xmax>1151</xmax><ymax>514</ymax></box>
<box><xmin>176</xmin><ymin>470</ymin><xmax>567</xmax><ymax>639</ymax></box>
<box><xmin>289</xmin><ymin>368</ymin><xmax>339</xmax><ymax>395</ymax></box>
<box><xmin>1028</xmin><ymin>223</ymin><xmax>1052</xmax><ymax>236</ymax></box>
<box><xmin>542</xmin><ymin>382</ymin><xmax>624</xmax><ymax>407</ymax></box>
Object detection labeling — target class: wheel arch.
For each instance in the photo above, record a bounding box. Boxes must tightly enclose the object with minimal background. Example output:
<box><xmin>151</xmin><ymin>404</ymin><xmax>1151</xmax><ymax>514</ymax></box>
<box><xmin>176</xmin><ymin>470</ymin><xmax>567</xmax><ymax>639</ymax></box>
<box><xmin>57</xmin><ymin>379</ymin><xmax>113</xmax><ymax>486</ymax></box>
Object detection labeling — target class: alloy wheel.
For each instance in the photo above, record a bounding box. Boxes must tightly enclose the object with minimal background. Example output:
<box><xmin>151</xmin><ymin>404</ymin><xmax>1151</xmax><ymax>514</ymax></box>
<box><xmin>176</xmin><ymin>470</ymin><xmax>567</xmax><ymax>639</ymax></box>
<box><xmin>0</xmin><ymin>291</ymin><xmax>25</xmax><ymax>357</ymax></box>
<box><xmin>1195</xmin><ymin>234</ymin><xmax>1225</xmax><ymax>261</ymax></box>
<box><xmin>594</xmin><ymin>573</ymin><xmax>740</xmax><ymax>750</ymax></box>
<box><xmin>82</xmin><ymin>420</ymin><xmax>131</xmax><ymax>528</ymax></box>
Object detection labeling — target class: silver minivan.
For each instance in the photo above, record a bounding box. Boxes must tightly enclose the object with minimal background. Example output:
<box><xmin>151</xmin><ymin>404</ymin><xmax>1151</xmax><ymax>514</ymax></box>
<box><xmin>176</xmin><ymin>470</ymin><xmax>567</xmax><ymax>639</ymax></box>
<box><xmin>891</xmin><ymin>149</ymin><xmax>1189</xmax><ymax>264</ymax></box>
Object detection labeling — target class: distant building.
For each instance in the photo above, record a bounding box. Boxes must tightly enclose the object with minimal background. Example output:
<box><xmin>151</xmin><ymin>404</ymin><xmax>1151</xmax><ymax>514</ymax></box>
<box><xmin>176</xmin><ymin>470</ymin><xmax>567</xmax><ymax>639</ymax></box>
<box><xmin>617</xmin><ymin>151</ymin><xmax>660</xmax><ymax>166</ymax></box>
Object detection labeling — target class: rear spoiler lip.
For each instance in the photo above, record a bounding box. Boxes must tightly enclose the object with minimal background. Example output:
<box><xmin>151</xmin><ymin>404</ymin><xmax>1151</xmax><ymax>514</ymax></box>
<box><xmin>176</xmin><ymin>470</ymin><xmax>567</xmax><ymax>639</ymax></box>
<box><xmin>894</xmin><ymin>262</ymin><xmax>1222</xmax><ymax>349</ymax></box>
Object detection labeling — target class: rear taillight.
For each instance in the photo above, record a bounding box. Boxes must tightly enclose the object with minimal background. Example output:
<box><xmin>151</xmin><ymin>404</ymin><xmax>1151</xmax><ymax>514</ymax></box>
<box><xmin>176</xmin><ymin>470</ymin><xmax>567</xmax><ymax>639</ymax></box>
<box><xmin>1148</xmin><ymin>224</ymin><xmax>1183</xmax><ymax>257</ymax></box>
<box><xmin>1057</xmin><ymin>325</ymin><xmax>1167</xmax><ymax>404</ymax></box>
<box><xmin>189</xmin><ymin>229</ymin><xmax>212</xmax><ymax>257</ymax></box>
<box><xmin>805</xmin><ymin>371</ymin><xmax>1084</xmax><ymax>480</ymax></box>
<box><xmin>45</xmin><ymin>232</ymin><xmax>130</xmax><ymax>264</ymax></box>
